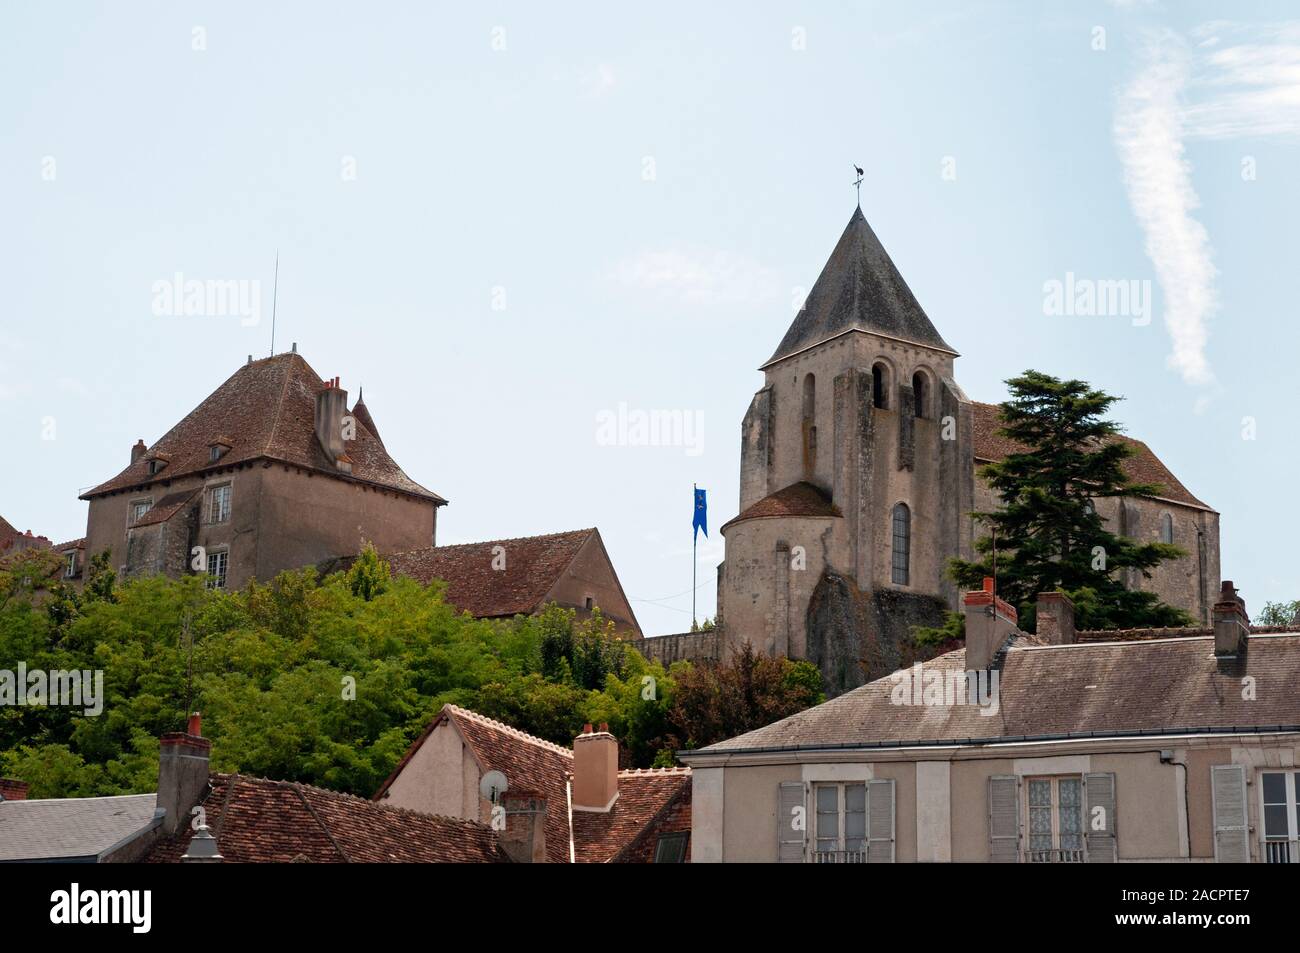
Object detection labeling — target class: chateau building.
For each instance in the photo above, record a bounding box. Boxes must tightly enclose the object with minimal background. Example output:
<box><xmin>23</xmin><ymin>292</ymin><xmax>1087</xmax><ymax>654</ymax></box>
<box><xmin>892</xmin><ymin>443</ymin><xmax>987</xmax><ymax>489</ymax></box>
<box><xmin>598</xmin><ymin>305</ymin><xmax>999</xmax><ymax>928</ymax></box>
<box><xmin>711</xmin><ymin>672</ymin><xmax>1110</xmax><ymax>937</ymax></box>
<box><xmin>78</xmin><ymin>349</ymin><xmax>446</xmax><ymax>592</ymax></box>
<box><xmin>716</xmin><ymin>208</ymin><xmax>1220</xmax><ymax>694</ymax></box>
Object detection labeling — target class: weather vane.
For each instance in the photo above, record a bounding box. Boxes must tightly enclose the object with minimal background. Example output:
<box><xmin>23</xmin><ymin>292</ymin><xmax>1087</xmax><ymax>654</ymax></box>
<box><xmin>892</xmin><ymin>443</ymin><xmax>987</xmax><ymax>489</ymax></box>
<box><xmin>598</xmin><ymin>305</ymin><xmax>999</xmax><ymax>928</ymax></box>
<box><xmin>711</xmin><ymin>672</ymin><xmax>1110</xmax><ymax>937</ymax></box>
<box><xmin>853</xmin><ymin>164</ymin><xmax>864</xmax><ymax>206</ymax></box>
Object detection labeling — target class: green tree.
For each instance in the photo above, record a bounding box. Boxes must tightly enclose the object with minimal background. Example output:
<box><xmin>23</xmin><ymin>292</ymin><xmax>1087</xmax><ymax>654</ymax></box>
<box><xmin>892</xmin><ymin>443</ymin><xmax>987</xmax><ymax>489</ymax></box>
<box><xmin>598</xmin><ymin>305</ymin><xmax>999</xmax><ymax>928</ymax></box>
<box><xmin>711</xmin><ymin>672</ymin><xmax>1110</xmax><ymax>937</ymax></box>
<box><xmin>1255</xmin><ymin>600</ymin><xmax>1300</xmax><ymax>627</ymax></box>
<box><xmin>667</xmin><ymin>642</ymin><xmax>824</xmax><ymax>752</ymax></box>
<box><xmin>948</xmin><ymin>371</ymin><xmax>1191</xmax><ymax>631</ymax></box>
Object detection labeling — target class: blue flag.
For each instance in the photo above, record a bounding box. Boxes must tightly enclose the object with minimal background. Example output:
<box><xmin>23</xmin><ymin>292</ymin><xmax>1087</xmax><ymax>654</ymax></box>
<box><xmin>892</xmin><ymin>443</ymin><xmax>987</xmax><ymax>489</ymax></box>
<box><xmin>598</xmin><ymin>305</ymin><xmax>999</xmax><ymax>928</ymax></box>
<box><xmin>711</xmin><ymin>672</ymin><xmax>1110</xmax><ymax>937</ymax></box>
<box><xmin>693</xmin><ymin>486</ymin><xmax>707</xmax><ymax>541</ymax></box>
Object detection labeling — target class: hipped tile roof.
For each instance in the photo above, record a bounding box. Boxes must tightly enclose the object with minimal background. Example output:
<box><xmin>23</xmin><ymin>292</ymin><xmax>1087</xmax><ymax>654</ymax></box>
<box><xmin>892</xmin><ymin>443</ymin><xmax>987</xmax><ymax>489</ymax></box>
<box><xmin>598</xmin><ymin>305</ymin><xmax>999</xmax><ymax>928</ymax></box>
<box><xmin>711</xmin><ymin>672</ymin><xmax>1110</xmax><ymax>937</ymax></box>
<box><xmin>376</xmin><ymin>705</ymin><xmax>691</xmax><ymax>863</ymax></box>
<box><xmin>144</xmin><ymin>773</ymin><xmax>504</xmax><ymax>863</ymax></box>
<box><xmin>385</xmin><ymin>529</ymin><xmax>596</xmax><ymax>619</ymax></box>
<box><xmin>971</xmin><ymin>401</ymin><xmax>1209</xmax><ymax>510</ymax></box>
<box><xmin>82</xmin><ymin>352</ymin><xmax>444</xmax><ymax>504</ymax></box>
<box><xmin>691</xmin><ymin>634</ymin><xmax>1300</xmax><ymax>754</ymax></box>
<box><xmin>0</xmin><ymin>793</ymin><xmax>160</xmax><ymax>862</ymax></box>
<box><xmin>721</xmin><ymin>482</ymin><xmax>841</xmax><ymax>533</ymax></box>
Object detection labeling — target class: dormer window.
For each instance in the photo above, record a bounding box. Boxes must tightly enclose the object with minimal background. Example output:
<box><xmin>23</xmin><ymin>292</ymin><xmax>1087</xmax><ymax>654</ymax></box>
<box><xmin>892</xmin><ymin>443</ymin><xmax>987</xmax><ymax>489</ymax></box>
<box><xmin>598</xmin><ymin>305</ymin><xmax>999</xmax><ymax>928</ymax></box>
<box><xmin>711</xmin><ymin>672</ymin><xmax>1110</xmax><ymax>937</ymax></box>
<box><xmin>146</xmin><ymin>458</ymin><xmax>167</xmax><ymax>476</ymax></box>
<box><xmin>209</xmin><ymin>439</ymin><xmax>232</xmax><ymax>464</ymax></box>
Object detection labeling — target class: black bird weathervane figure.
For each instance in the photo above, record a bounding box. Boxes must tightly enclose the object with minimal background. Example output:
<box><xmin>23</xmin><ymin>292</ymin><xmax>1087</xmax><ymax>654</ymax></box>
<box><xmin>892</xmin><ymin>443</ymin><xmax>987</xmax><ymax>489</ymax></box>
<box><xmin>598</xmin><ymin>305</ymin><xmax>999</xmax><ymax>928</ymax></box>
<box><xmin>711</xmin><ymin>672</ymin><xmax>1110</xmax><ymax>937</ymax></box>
<box><xmin>853</xmin><ymin>164</ymin><xmax>864</xmax><ymax>207</ymax></box>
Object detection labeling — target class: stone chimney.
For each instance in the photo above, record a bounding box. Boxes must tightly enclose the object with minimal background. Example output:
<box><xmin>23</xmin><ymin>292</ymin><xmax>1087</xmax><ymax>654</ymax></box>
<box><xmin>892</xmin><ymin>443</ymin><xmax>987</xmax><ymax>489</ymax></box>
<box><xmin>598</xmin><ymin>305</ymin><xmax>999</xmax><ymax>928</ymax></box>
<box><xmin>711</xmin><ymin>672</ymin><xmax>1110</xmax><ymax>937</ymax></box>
<box><xmin>131</xmin><ymin>439</ymin><xmax>147</xmax><ymax>464</ymax></box>
<box><xmin>1035</xmin><ymin>591</ymin><xmax>1076</xmax><ymax>645</ymax></box>
<box><xmin>158</xmin><ymin>712</ymin><xmax>211</xmax><ymax>836</ymax></box>
<box><xmin>0</xmin><ymin>777</ymin><xmax>30</xmax><ymax>801</ymax></box>
<box><xmin>962</xmin><ymin>577</ymin><xmax>1020</xmax><ymax>670</ymax></box>
<box><xmin>314</xmin><ymin>377</ymin><xmax>350</xmax><ymax>471</ymax></box>
<box><xmin>1213</xmin><ymin>580</ymin><xmax>1249</xmax><ymax>659</ymax></box>
<box><xmin>499</xmin><ymin>790</ymin><xmax>547</xmax><ymax>863</ymax></box>
<box><xmin>572</xmin><ymin>723</ymin><xmax>619</xmax><ymax>812</ymax></box>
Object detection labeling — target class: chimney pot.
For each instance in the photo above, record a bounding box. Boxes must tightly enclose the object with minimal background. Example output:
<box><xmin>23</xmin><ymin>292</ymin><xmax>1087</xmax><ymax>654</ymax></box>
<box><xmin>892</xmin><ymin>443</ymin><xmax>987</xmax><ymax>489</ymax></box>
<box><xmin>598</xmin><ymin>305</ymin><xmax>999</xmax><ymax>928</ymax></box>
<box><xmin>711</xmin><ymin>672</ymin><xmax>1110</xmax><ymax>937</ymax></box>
<box><xmin>572</xmin><ymin>725</ymin><xmax>618</xmax><ymax>812</ymax></box>
<box><xmin>158</xmin><ymin>717</ymin><xmax>212</xmax><ymax>836</ymax></box>
<box><xmin>0</xmin><ymin>777</ymin><xmax>30</xmax><ymax>801</ymax></box>
<box><xmin>1035</xmin><ymin>591</ymin><xmax>1076</xmax><ymax>645</ymax></box>
<box><xmin>1213</xmin><ymin>581</ymin><xmax>1249</xmax><ymax>658</ymax></box>
<box><xmin>962</xmin><ymin>583</ymin><xmax>1019</xmax><ymax>670</ymax></box>
<box><xmin>186</xmin><ymin>711</ymin><xmax>202</xmax><ymax>737</ymax></box>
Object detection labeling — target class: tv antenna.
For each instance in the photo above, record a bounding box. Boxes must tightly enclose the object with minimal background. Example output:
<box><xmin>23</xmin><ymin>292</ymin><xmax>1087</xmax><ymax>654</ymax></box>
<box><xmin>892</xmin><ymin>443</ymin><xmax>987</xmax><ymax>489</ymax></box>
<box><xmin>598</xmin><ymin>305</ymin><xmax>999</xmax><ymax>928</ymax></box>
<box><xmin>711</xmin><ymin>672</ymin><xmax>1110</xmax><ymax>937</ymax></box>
<box><xmin>269</xmin><ymin>251</ymin><xmax>279</xmax><ymax>356</ymax></box>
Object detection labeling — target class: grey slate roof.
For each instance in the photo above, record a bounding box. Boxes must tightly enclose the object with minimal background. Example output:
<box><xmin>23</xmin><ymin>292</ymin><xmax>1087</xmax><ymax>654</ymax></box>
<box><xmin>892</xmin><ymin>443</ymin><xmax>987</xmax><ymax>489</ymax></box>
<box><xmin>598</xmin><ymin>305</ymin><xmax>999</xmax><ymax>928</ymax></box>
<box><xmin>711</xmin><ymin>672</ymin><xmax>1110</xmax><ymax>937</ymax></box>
<box><xmin>687</xmin><ymin>634</ymin><xmax>1300</xmax><ymax>755</ymax></box>
<box><xmin>0</xmin><ymin>793</ymin><xmax>160</xmax><ymax>861</ymax></box>
<box><xmin>763</xmin><ymin>207</ymin><xmax>955</xmax><ymax>368</ymax></box>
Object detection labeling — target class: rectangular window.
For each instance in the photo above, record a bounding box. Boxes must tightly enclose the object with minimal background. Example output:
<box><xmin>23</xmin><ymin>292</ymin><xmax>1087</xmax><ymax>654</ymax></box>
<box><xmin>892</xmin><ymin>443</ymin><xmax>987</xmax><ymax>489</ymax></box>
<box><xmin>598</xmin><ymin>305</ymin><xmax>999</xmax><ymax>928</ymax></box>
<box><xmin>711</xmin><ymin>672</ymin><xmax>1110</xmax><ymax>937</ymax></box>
<box><xmin>64</xmin><ymin>552</ymin><xmax>77</xmax><ymax>578</ymax></box>
<box><xmin>206</xmin><ymin>551</ymin><xmax>228</xmax><ymax>590</ymax></box>
<box><xmin>653</xmin><ymin>832</ymin><xmax>689</xmax><ymax>863</ymax></box>
<box><xmin>207</xmin><ymin>484</ymin><xmax>232</xmax><ymax>524</ymax></box>
<box><xmin>813</xmin><ymin>782</ymin><xmax>867</xmax><ymax>861</ymax></box>
<box><xmin>1026</xmin><ymin>776</ymin><xmax>1084</xmax><ymax>863</ymax></box>
<box><xmin>1261</xmin><ymin>770</ymin><xmax>1300</xmax><ymax>863</ymax></box>
<box><xmin>130</xmin><ymin>499</ymin><xmax>152</xmax><ymax>525</ymax></box>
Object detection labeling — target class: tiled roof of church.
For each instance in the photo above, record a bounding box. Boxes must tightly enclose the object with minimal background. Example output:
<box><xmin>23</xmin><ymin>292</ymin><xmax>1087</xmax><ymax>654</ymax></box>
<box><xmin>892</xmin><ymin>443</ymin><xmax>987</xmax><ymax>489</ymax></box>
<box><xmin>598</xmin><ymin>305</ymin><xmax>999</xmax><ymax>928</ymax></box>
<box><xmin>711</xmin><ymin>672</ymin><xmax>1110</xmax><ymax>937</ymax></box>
<box><xmin>970</xmin><ymin>401</ymin><xmax>1210</xmax><ymax>510</ymax></box>
<box><xmin>384</xmin><ymin>529</ymin><xmax>597</xmax><ymax>618</ymax></box>
<box><xmin>374</xmin><ymin>704</ymin><xmax>691</xmax><ymax>863</ymax></box>
<box><xmin>763</xmin><ymin>207</ymin><xmax>956</xmax><ymax>368</ymax></box>
<box><xmin>143</xmin><ymin>773</ymin><xmax>505</xmax><ymax>863</ymax></box>
<box><xmin>81</xmin><ymin>352</ymin><xmax>444</xmax><ymax>504</ymax></box>
<box><xmin>721</xmin><ymin>482</ymin><xmax>841</xmax><ymax>532</ymax></box>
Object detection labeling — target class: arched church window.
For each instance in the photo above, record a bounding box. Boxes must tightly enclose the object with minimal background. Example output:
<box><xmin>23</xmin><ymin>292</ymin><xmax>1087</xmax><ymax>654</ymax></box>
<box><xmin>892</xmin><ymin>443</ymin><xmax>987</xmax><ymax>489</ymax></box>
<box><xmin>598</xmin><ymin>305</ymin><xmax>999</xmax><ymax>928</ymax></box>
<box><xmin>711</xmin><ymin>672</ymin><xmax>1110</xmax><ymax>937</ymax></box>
<box><xmin>1160</xmin><ymin>512</ymin><xmax>1174</xmax><ymax>545</ymax></box>
<box><xmin>872</xmin><ymin>363</ymin><xmax>888</xmax><ymax>410</ymax></box>
<box><xmin>802</xmin><ymin>373</ymin><xmax>816</xmax><ymax>477</ymax></box>
<box><xmin>891</xmin><ymin>502</ymin><xmax>910</xmax><ymax>586</ymax></box>
<box><xmin>912</xmin><ymin>371</ymin><xmax>927</xmax><ymax>419</ymax></box>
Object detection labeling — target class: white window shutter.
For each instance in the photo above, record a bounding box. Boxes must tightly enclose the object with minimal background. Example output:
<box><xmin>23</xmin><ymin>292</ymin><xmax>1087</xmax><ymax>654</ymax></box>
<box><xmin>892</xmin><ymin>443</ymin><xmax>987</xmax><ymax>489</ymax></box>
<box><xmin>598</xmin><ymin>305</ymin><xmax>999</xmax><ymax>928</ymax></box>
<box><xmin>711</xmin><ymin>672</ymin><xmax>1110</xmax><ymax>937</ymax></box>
<box><xmin>866</xmin><ymin>779</ymin><xmax>895</xmax><ymax>863</ymax></box>
<box><xmin>988</xmin><ymin>775</ymin><xmax>1020</xmax><ymax>863</ymax></box>
<box><xmin>777</xmin><ymin>781</ymin><xmax>806</xmax><ymax>863</ymax></box>
<box><xmin>1211</xmin><ymin>765</ymin><xmax>1250</xmax><ymax>863</ymax></box>
<box><xmin>1084</xmin><ymin>772</ymin><xmax>1117</xmax><ymax>863</ymax></box>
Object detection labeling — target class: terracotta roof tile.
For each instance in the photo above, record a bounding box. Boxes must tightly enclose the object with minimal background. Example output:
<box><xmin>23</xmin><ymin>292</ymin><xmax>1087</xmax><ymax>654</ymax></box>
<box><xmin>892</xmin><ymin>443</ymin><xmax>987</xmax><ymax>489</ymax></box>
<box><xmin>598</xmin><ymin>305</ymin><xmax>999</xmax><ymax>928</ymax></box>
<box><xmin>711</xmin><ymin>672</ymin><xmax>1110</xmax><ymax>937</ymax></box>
<box><xmin>722</xmin><ymin>482</ymin><xmax>841</xmax><ymax>533</ymax></box>
<box><xmin>690</xmin><ymin>634</ymin><xmax>1300</xmax><ymax>754</ymax></box>
<box><xmin>132</xmin><ymin>488</ymin><xmax>202</xmax><ymax>528</ymax></box>
<box><xmin>971</xmin><ymin>401</ymin><xmax>1209</xmax><ymax>510</ymax></box>
<box><xmin>82</xmin><ymin>352</ymin><xmax>444</xmax><ymax>504</ymax></box>
<box><xmin>144</xmin><ymin>773</ymin><xmax>504</xmax><ymax>863</ymax></box>
<box><xmin>385</xmin><ymin>529</ymin><xmax>596</xmax><ymax>619</ymax></box>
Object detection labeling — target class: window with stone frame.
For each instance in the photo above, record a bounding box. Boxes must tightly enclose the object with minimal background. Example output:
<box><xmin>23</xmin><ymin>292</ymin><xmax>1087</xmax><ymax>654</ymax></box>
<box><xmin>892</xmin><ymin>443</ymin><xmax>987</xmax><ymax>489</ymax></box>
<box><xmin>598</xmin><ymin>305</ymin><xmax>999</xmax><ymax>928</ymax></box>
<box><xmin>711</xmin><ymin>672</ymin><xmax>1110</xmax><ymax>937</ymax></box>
<box><xmin>130</xmin><ymin>499</ymin><xmax>152</xmax><ymax>526</ymax></box>
<box><xmin>206</xmin><ymin>483</ymin><xmax>232</xmax><ymax>524</ymax></box>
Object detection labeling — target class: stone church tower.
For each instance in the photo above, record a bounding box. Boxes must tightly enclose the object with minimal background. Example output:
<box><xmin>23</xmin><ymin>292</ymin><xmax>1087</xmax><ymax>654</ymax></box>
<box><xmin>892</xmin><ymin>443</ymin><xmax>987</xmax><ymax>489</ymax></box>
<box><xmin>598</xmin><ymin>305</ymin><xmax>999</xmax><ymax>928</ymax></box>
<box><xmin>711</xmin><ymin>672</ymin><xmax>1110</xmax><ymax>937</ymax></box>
<box><xmin>716</xmin><ymin>207</ymin><xmax>1220</xmax><ymax>695</ymax></box>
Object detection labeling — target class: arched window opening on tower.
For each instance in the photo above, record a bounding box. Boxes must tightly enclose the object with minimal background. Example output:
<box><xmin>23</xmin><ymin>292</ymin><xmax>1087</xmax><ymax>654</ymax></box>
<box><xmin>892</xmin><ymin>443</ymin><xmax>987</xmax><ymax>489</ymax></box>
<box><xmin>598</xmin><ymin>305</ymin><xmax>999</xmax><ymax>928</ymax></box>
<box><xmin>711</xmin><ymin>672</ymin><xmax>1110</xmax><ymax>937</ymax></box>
<box><xmin>1160</xmin><ymin>512</ymin><xmax>1174</xmax><ymax>545</ymax></box>
<box><xmin>802</xmin><ymin>373</ymin><xmax>817</xmax><ymax>477</ymax></box>
<box><xmin>872</xmin><ymin>363</ymin><xmax>888</xmax><ymax>410</ymax></box>
<box><xmin>912</xmin><ymin>371</ymin><xmax>927</xmax><ymax>419</ymax></box>
<box><xmin>891</xmin><ymin>502</ymin><xmax>910</xmax><ymax>586</ymax></box>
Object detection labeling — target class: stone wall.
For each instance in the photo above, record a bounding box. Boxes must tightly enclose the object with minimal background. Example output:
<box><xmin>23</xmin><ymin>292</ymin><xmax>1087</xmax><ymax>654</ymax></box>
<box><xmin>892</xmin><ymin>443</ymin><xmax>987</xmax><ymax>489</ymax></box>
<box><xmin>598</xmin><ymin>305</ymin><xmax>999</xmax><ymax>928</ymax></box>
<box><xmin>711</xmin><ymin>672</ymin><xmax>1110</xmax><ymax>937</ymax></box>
<box><xmin>627</xmin><ymin>630</ymin><xmax>723</xmax><ymax>667</ymax></box>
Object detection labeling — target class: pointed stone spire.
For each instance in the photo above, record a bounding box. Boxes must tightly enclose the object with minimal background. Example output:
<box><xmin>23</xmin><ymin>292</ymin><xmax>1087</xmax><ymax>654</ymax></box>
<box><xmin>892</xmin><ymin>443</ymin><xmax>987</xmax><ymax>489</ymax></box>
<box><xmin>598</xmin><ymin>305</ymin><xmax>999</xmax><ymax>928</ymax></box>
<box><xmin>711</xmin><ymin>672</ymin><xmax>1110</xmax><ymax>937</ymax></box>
<box><xmin>351</xmin><ymin>386</ymin><xmax>383</xmax><ymax>448</ymax></box>
<box><xmin>763</xmin><ymin>207</ymin><xmax>955</xmax><ymax>368</ymax></box>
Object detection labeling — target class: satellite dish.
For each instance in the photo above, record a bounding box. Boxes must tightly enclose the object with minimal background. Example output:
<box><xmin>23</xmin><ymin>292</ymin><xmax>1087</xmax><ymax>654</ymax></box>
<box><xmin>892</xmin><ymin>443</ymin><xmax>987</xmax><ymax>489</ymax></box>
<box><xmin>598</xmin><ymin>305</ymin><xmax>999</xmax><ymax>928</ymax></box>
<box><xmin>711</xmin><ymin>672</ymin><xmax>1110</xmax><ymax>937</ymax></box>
<box><xmin>479</xmin><ymin>770</ymin><xmax>509</xmax><ymax>803</ymax></box>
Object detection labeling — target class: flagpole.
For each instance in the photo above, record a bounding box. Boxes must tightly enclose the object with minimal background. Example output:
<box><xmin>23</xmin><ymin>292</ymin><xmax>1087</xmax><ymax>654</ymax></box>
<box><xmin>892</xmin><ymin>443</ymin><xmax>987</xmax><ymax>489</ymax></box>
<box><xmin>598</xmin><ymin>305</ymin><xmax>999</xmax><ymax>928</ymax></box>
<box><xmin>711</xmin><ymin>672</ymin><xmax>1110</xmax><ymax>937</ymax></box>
<box><xmin>692</xmin><ymin>483</ymin><xmax>698</xmax><ymax>628</ymax></box>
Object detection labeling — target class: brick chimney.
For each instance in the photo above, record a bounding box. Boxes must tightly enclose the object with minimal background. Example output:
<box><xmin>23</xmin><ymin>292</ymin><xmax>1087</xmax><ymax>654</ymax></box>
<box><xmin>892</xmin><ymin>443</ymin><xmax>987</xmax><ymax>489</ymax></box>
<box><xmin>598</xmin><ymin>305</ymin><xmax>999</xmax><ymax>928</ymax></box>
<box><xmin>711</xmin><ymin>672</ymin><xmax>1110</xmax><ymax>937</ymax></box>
<box><xmin>0</xmin><ymin>777</ymin><xmax>30</xmax><ymax>801</ymax></box>
<box><xmin>1035</xmin><ymin>591</ymin><xmax>1076</xmax><ymax>645</ymax></box>
<box><xmin>1213</xmin><ymin>580</ymin><xmax>1249</xmax><ymax>659</ymax></box>
<box><xmin>158</xmin><ymin>712</ymin><xmax>211</xmax><ymax>836</ymax></box>
<box><xmin>314</xmin><ymin>377</ymin><xmax>350</xmax><ymax>471</ymax></box>
<box><xmin>963</xmin><ymin>578</ymin><xmax>1020</xmax><ymax>670</ymax></box>
<box><xmin>131</xmin><ymin>439</ymin><xmax>146</xmax><ymax>464</ymax></box>
<box><xmin>499</xmin><ymin>790</ymin><xmax>547</xmax><ymax>863</ymax></box>
<box><xmin>572</xmin><ymin>723</ymin><xmax>619</xmax><ymax>812</ymax></box>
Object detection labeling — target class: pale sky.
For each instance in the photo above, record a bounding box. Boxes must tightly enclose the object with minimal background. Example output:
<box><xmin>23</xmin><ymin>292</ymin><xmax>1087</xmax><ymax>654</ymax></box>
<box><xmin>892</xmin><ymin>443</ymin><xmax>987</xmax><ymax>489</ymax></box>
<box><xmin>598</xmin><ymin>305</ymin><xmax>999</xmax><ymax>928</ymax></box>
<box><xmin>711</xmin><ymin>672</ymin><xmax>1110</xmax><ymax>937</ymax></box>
<box><xmin>3</xmin><ymin>1</ymin><xmax>1298</xmax><ymax>634</ymax></box>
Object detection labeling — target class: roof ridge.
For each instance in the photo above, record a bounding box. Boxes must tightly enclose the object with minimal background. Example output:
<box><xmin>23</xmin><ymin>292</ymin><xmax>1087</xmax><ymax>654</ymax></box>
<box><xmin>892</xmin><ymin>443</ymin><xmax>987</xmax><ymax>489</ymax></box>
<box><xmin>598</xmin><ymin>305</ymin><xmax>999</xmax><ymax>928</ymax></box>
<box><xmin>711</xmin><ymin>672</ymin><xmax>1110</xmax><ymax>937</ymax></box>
<box><xmin>264</xmin><ymin>351</ymin><xmax>306</xmax><ymax>461</ymax></box>
<box><xmin>446</xmin><ymin>705</ymin><xmax>575</xmax><ymax>758</ymax></box>
<box><xmin>617</xmin><ymin>766</ymin><xmax>691</xmax><ymax>776</ymax></box>
<box><xmin>382</xmin><ymin>528</ymin><xmax>595</xmax><ymax>561</ymax></box>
